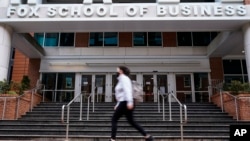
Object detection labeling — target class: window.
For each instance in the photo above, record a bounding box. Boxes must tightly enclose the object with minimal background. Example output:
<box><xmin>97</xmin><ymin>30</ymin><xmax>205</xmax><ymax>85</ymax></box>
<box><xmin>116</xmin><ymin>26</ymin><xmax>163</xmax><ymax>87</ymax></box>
<box><xmin>44</xmin><ymin>33</ymin><xmax>59</xmax><ymax>47</ymax></box>
<box><xmin>148</xmin><ymin>32</ymin><xmax>162</xmax><ymax>46</ymax></box>
<box><xmin>104</xmin><ymin>32</ymin><xmax>118</xmax><ymax>46</ymax></box>
<box><xmin>57</xmin><ymin>73</ymin><xmax>75</xmax><ymax>89</ymax></box>
<box><xmin>192</xmin><ymin>32</ymin><xmax>211</xmax><ymax>46</ymax></box>
<box><xmin>133</xmin><ymin>32</ymin><xmax>147</xmax><ymax>46</ymax></box>
<box><xmin>223</xmin><ymin>60</ymin><xmax>248</xmax><ymax>83</ymax></box>
<box><xmin>34</xmin><ymin>33</ymin><xmax>45</xmax><ymax>46</ymax></box>
<box><xmin>184</xmin><ymin>75</ymin><xmax>191</xmax><ymax>87</ymax></box>
<box><xmin>60</xmin><ymin>33</ymin><xmax>75</xmax><ymax>46</ymax></box>
<box><xmin>89</xmin><ymin>32</ymin><xmax>103</xmax><ymax>46</ymax></box>
<box><xmin>177</xmin><ymin>32</ymin><xmax>192</xmax><ymax>46</ymax></box>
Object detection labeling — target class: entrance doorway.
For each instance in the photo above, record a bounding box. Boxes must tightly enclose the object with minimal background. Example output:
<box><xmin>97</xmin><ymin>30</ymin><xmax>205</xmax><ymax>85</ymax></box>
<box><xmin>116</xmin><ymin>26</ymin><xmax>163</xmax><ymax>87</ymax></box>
<box><xmin>77</xmin><ymin>72</ymin><xmax>209</xmax><ymax>103</ymax></box>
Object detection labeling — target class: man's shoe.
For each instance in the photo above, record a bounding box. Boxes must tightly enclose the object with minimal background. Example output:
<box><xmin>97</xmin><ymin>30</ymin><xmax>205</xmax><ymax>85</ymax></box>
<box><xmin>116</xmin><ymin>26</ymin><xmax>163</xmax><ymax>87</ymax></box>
<box><xmin>145</xmin><ymin>135</ymin><xmax>154</xmax><ymax>141</ymax></box>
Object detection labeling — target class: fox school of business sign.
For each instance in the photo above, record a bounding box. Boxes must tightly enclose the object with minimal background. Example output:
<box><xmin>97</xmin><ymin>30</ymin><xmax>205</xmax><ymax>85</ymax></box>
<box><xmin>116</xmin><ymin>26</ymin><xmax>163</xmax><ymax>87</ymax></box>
<box><xmin>6</xmin><ymin>3</ymin><xmax>248</xmax><ymax>19</ymax></box>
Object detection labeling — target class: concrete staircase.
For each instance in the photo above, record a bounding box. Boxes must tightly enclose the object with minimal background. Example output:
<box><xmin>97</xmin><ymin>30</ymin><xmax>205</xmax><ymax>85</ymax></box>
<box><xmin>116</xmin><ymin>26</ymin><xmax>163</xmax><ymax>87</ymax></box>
<box><xmin>0</xmin><ymin>102</ymin><xmax>248</xmax><ymax>141</ymax></box>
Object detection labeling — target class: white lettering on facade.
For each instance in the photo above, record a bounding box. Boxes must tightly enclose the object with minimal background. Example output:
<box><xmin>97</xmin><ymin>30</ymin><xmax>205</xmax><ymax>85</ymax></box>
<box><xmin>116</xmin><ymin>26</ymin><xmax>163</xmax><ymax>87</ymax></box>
<box><xmin>6</xmin><ymin>4</ymin><xmax>248</xmax><ymax>18</ymax></box>
<box><xmin>17</xmin><ymin>6</ymin><xmax>29</xmax><ymax>18</ymax></box>
<box><xmin>214</xmin><ymin>5</ymin><xmax>223</xmax><ymax>16</ymax></box>
<box><xmin>70</xmin><ymin>6</ymin><xmax>81</xmax><ymax>17</ymax></box>
<box><xmin>126</xmin><ymin>6</ymin><xmax>137</xmax><ymax>17</ymax></box>
<box><xmin>83</xmin><ymin>7</ymin><xmax>94</xmax><ymax>17</ymax></box>
<box><xmin>140</xmin><ymin>6</ymin><xmax>148</xmax><ymax>17</ymax></box>
<box><xmin>109</xmin><ymin>6</ymin><xmax>118</xmax><ymax>17</ymax></box>
<box><xmin>47</xmin><ymin>7</ymin><xmax>57</xmax><ymax>17</ymax></box>
<box><xmin>59</xmin><ymin>7</ymin><xmax>69</xmax><ymax>17</ymax></box>
<box><xmin>96</xmin><ymin>6</ymin><xmax>107</xmax><ymax>17</ymax></box>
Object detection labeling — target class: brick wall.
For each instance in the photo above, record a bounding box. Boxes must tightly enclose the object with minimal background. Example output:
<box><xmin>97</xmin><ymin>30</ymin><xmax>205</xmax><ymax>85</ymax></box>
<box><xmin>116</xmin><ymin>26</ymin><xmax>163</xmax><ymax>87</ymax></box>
<box><xmin>0</xmin><ymin>91</ymin><xmax>43</xmax><ymax>120</ymax></box>
<box><xmin>75</xmin><ymin>33</ymin><xmax>89</xmax><ymax>47</ymax></box>
<box><xmin>12</xmin><ymin>50</ymin><xmax>29</xmax><ymax>82</ymax></box>
<box><xmin>162</xmin><ymin>32</ymin><xmax>177</xmax><ymax>47</ymax></box>
<box><xmin>209</xmin><ymin>57</ymin><xmax>224</xmax><ymax>80</ymax></box>
<box><xmin>245</xmin><ymin>0</ymin><xmax>250</xmax><ymax>4</ymax></box>
<box><xmin>119</xmin><ymin>32</ymin><xmax>132</xmax><ymax>47</ymax></box>
<box><xmin>28</xmin><ymin>59</ymin><xmax>41</xmax><ymax>88</ymax></box>
<box><xmin>211</xmin><ymin>92</ymin><xmax>250</xmax><ymax>121</ymax></box>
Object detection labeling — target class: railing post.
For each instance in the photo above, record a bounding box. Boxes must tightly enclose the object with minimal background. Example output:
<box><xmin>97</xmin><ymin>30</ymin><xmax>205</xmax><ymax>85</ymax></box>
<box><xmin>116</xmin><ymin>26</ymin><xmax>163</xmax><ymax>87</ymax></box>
<box><xmin>66</xmin><ymin>106</ymin><xmax>70</xmax><ymax>141</ymax></box>
<box><xmin>42</xmin><ymin>85</ymin><xmax>45</xmax><ymax>102</ymax></box>
<box><xmin>2</xmin><ymin>97</ymin><xmax>7</xmax><ymax>120</ymax></box>
<box><xmin>16</xmin><ymin>97</ymin><xmax>20</xmax><ymax>120</ymax></box>
<box><xmin>30</xmin><ymin>89</ymin><xmax>34</xmax><ymax>112</ymax></box>
<box><xmin>235</xmin><ymin>98</ymin><xmax>239</xmax><ymax>121</ymax></box>
<box><xmin>162</xmin><ymin>96</ymin><xmax>165</xmax><ymax>121</ymax></box>
<box><xmin>79</xmin><ymin>93</ymin><xmax>82</xmax><ymax>121</ymax></box>
<box><xmin>180</xmin><ymin>106</ymin><xmax>183</xmax><ymax>141</ymax></box>
<box><xmin>158</xmin><ymin>91</ymin><xmax>160</xmax><ymax>113</ymax></box>
<box><xmin>169</xmin><ymin>93</ymin><xmax>172</xmax><ymax>121</ymax></box>
<box><xmin>219</xmin><ymin>89</ymin><xmax>224</xmax><ymax>112</ymax></box>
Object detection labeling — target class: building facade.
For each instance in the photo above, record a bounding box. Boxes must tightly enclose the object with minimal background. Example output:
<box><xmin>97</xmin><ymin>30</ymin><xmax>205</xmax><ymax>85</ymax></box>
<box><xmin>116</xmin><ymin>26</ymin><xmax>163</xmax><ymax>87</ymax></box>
<box><xmin>1</xmin><ymin>0</ymin><xmax>250</xmax><ymax>103</ymax></box>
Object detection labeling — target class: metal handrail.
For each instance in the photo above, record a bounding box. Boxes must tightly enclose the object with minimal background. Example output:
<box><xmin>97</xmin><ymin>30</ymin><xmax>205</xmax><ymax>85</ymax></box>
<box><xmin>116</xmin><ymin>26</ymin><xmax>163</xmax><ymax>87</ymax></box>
<box><xmin>219</xmin><ymin>90</ymin><xmax>239</xmax><ymax>121</ymax></box>
<box><xmin>158</xmin><ymin>90</ymin><xmax>187</xmax><ymax>141</ymax></box>
<box><xmin>61</xmin><ymin>93</ymin><xmax>83</xmax><ymax>140</ymax></box>
<box><xmin>87</xmin><ymin>93</ymin><xmax>95</xmax><ymax>120</ymax></box>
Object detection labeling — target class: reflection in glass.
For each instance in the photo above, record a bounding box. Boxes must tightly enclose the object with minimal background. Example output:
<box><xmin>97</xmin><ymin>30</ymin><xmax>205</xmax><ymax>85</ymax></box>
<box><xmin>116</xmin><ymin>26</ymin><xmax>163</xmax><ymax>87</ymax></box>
<box><xmin>44</xmin><ymin>33</ymin><xmax>59</xmax><ymax>47</ymax></box>
<box><xmin>34</xmin><ymin>33</ymin><xmax>45</xmax><ymax>46</ymax></box>
<box><xmin>148</xmin><ymin>32</ymin><xmax>162</xmax><ymax>46</ymax></box>
<box><xmin>134</xmin><ymin>32</ymin><xmax>147</xmax><ymax>46</ymax></box>
<box><xmin>60</xmin><ymin>33</ymin><xmax>75</xmax><ymax>46</ymax></box>
<box><xmin>89</xmin><ymin>32</ymin><xmax>103</xmax><ymax>46</ymax></box>
<box><xmin>104</xmin><ymin>32</ymin><xmax>118</xmax><ymax>46</ymax></box>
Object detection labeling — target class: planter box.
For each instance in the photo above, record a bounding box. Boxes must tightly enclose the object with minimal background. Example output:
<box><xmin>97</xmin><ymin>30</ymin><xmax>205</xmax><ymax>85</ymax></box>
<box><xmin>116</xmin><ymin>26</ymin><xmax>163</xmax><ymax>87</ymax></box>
<box><xmin>0</xmin><ymin>91</ymin><xmax>42</xmax><ymax>120</ymax></box>
<box><xmin>211</xmin><ymin>92</ymin><xmax>250</xmax><ymax>121</ymax></box>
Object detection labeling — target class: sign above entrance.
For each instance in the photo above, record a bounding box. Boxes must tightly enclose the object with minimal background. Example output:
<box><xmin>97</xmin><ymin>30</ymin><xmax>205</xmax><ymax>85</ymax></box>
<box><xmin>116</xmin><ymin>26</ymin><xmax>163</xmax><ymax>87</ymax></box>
<box><xmin>6</xmin><ymin>3</ymin><xmax>247</xmax><ymax>19</ymax></box>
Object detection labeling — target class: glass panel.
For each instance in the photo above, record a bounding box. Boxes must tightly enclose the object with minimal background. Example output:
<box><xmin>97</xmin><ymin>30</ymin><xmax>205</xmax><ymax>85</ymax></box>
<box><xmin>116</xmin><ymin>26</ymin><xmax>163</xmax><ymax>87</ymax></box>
<box><xmin>192</xmin><ymin>32</ymin><xmax>211</xmax><ymax>46</ymax></box>
<box><xmin>57</xmin><ymin>73</ymin><xmax>75</xmax><ymax>90</ymax></box>
<box><xmin>42</xmin><ymin>73</ymin><xmax>56</xmax><ymax>90</ymax></box>
<box><xmin>42</xmin><ymin>73</ymin><xmax>56</xmax><ymax>101</ymax></box>
<box><xmin>89</xmin><ymin>32</ymin><xmax>103</xmax><ymax>46</ymax></box>
<box><xmin>157</xmin><ymin>75</ymin><xmax>168</xmax><ymax>94</ymax></box>
<box><xmin>176</xmin><ymin>74</ymin><xmax>192</xmax><ymax>103</ymax></box>
<box><xmin>143</xmin><ymin>75</ymin><xmax>154</xmax><ymax>102</ymax></box>
<box><xmin>82</xmin><ymin>75</ymin><xmax>92</xmax><ymax>102</ymax></box>
<box><xmin>211</xmin><ymin>32</ymin><xmax>218</xmax><ymax>41</ymax></box>
<box><xmin>134</xmin><ymin>32</ymin><xmax>147</xmax><ymax>46</ymax></box>
<box><xmin>194</xmin><ymin>73</ymin><xmax>208</xmax><ymax>91</ymax></box>
<box><xmin>223</xmin><ymin>60</ymin><xmax>242</xmax><ymax>74</ymax></box>
<box><xmin>195</xmin><ymin>92</ymin><xmax>209</xmax><ymax>102</ymax></box>
<box><xmin>177</xmin><ymin>32</ymin><xmax>192</xmax><ymax>46</ymax></box>
<box><xmin>34</xmin><ymin>33</ymin><xmax>44</xmax><ymax>46</ymax></box>
<box><xmin>60</xmin><ymin>33</ymin><xmax>75</xmax><ymax>46</ymax></box>
<box><xmin>104</xmin><ymin>32</ymin><xmax>118</xmax><ymax>46</ymax></box>
<box><xmin>242</xmin><ymin>60</ymin><xmax>247</xmax><ymax>74</ymax></box>
<box><xmin>95</xmin><ymin>75</ymin><xmax>106</xmax><ymax>102</ymax></box>
<box><xmin>44</xmin><ymin>33</ymin><xmax>59</xmax><ymax>47</ymax></box>
<box><xmin>148</xmin><ymin>32</ymin><xmax>162</xmax><ymax>46</ymax></box>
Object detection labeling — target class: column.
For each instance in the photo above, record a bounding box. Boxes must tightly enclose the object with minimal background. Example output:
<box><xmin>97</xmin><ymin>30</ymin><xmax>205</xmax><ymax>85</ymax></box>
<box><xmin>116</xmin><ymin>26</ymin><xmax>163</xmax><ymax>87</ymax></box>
<box><xmin>243</xmin><ymin>23</ymin><xmax>250</xmax><ymax>82</ymax></box>
<box><xmin>0</xmin><ymin>24</ymin><xmax>13</xmax><ymax>81</ymax></box>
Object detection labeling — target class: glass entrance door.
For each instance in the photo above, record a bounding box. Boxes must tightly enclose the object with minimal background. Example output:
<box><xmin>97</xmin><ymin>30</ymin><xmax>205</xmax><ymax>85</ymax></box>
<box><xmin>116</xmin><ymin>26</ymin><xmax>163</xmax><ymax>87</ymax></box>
<box><xmin>143</xmin><ymin>75</ymin><xmax>154</xmax><ymax>102</ymax></box>
<box><xmin>95</xmin><ymin>75</ymin><xmax>106</xmax><ymax>102</ymax></box>
<box><xmin>175</xmin><ymin>74</ymin><xmax>193</xmax><ymax>103</ymax></box>
<box><xmin>157</xmin><ymin>75</ymin><xmax>168</xmax><ymax>102</ymax></box>
<box><xmin>81</xmin><ymin>75</ymin><xmax>92</xmax><ymax>102</ymax></box>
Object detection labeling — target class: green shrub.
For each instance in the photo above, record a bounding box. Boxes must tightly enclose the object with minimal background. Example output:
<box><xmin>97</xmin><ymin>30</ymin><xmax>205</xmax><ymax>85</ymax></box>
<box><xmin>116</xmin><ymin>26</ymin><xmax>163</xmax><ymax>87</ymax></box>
<box><xmin>0</xmin><ymin>79</ymin><xmax>11</xmax><ymax>94</ymax></box>
<box><xmin>229</xmin><ymin>80</ymin><xmax>244</xmax><ymax>95</ymax></box>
